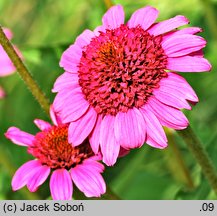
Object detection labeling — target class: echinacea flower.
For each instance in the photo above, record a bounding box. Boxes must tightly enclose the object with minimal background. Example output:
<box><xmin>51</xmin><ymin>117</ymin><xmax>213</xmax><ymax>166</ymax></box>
<box><xmin>0</xmin><ymin>28</ymin><xmax>22</xmax><ymax>98</ymax></box>
<box><xmin>5</xmin><ymin>107</ymin><xmax>106</xmax><ymax>200</ymax></box>
<box><xmin>53</xmin><ymin>5</ymin><xmax>212</xmax><ymax>166</ymax></box>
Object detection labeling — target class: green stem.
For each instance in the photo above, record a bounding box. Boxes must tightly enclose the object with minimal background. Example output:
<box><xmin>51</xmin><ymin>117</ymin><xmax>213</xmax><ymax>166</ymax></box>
<box><xmin>164</xmin><ymin>128</ymin><xmax>194</xmax><ymax>188</ymax></box>
<box><xmin>0</xmin><ymin>25</ymin><xmax>120</xmax><ymax>200</ymax></box>
<box><xmin>0</xmin><ymin>26</ymin><xmax>50</xmax><ymax>115</ymax></box>
<box><xmin>177</xmin><ymin>126</ymin><xmax>217</xmax><ymax>194</ymax></box>
<box><xmin>101</xmin><ymin>0</ymin><xmax>217</xmax><ymax>196</ymax></box>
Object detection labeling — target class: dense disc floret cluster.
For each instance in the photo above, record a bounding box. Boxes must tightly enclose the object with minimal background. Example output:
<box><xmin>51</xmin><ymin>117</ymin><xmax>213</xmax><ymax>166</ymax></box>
<box><xmin>54</xmin><ymin>5</ymin><xmax>212</xmax><ymax>166</ymax></box>
<box><xmin>28</xmin><ymin>125</ymin><xmax>93</xmax><ymax>169</ymax></box>
<box><xmin>5</xmin><ymin>109</ymin><xmax>106</xmax><ymax>200</ymax></box>
<box><xmin>78</xmin><ymin>25</ymin><xmax>168</xmax><ymax>115</ymax></box>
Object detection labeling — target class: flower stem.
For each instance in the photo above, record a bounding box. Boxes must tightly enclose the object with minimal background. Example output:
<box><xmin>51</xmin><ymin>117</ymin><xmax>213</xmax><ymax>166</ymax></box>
<box><xmin>0</xmin><ymin>26</ymin><xmax>50</xmax><ymax>116</ymax></box>
<box><xmin>177</xmin><ymin>126</ymin><xmax>217</xmax><ymax>194</ymax></box>
<box><xmin>0</xmin><ymin>25</ymin><xmax>121</xmax><ymax>200</ymax></box>
<box><xmin>164</xmin><ymin>128</ymin><xmax>194</xmax><ymax>188</ymax></box>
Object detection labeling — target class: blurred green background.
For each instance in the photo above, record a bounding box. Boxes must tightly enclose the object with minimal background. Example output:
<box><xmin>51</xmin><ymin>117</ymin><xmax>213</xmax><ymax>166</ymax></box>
<box><xmin>0</xmin><ymin>0</ymin><xmax>217</xmax><ymax>200</ymax></box>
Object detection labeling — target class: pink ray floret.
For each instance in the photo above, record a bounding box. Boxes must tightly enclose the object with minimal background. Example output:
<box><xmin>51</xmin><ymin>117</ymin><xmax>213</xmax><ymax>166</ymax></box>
<box><xmin>5</xmin><ymin>107</ymin><xmax>106</xmax><ymax>200</ymax></box>
<box><xmin>53</xmin><ymin>5</ymin><xmax>212</xmax><ymax>166</ymax></box>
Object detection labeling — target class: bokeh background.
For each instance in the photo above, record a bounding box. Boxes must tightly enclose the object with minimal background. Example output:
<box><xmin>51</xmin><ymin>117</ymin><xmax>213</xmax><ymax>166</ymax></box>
<box><xmin>0</xmin><ymin>0</ymin><xmax>217</xmax><ymax>200</ymax></box>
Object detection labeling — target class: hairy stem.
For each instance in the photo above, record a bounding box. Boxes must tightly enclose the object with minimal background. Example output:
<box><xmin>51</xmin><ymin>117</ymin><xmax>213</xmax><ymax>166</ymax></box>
<box><xmin>177</xmin><ymin>126</ymin><xmax>217</xmax><ymax>194</ymax></box>
<box><xmin>0</xmin><ymin>25</ymin><xmax>120</xmax><ymax>200</ymax></box>
<box><xmin>0</xmin><ymin>26</ymin><xmax>50</xmax><ymax>115</ymax></box>
<box><xmin>164</xmin><ymin>128</ymin><xmax>194</xmax><ymax>188</ymax></box>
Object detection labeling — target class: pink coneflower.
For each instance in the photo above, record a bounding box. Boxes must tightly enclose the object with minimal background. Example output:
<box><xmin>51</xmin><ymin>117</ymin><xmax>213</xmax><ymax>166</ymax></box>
<box><xmin>53</xmin><ymin>5</ymin><xmax>211</xmax><ymax>166</ymax></box>
<box><xmin>0</xmin><ymin>28</ymin><xmax>22</xmax><ymax>98</ymax></box>
<box><xmin>5</xmin><ymin>107</ymin><xmax>106</xmax><ymax>200</ymax></box>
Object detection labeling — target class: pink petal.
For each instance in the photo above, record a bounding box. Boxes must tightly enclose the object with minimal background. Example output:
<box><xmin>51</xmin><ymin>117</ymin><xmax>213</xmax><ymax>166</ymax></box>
<box><xmin>167</xmin><ymin>56</ymin><xmax>212</xmax><ymax>72</ymax></box>
<box><xmin>148</xmin><ymin>96</ymin><xmax>189</xmax><ymax>130</ymax></box>
<box><xmin>78</xmin><ymin>165</ymin><xmax>106</xmax><ymax>194</ymax></box>
<box><xmin>68</xmin><ymin>106</ymin><xmax>97</xmax><ymax>146</ymax></box>
<box><xmin>82</xmin><ymin>158</ymin><xmax>104</xmax><ymax>173</ymax></box>
<box><xmin>128</xmin><ymin>6</ymin><xmax>159</xmax><ymax>30</ymax></box>
<box><xmin>172</xmin><ymin>27</ymin><xmax>202</xmax><ymax>36</ymax></box>
<box><xmin>52</xmin><ymin>72</ymin><xmax>78</xmax><ymax>93</ymax></box>
<box><xmin>53</xmin><ymin>88</ymin><xmax>81</xmax><ymax>112</ymax></box>
<box><xmin>59</xmin><ymin>44</ymin><xmax>82</xmax><ymax>73</ymax></box>
<box><xmin>88</xmin><ymin>154</ymin><xmax>102</xmax><ymax>161</ymax></box>
<box><xmin>114</xmin><ymin>108</ymin><xmax>146</xmax><ymax>149</ymax></box>
<box><xmin>71</xmin><ymin>164</ymin><xmax>106</xmax><ymax>197</ymax></box>
<box><xmin>153</xmin><ymin>86</ymin><xmax>192</xmax><ymax>110</ymax></box>
<box><xmin>0</xmin><ymin>28</ymin><xmax>23</xmax><ymax>76</ymax></box>
<box><xmin>53</xmin><ymin>88</ymin><xmax>89</xmax><ymax>123</ymax></box>
<box><xmin>89</xmin><ymin>115</ymin><xmax>102</xmax><ymax>154</ymax></box>
<box><xmin>0</xmin><ymin>46</ymin><xmax>11</xmax><ymax>61</ymax></box>
<box><xmin>159</xmin><ymin>73</ymin><xmax>198</xmax><ymax>103</ymax></box>
<box><xmin>162</xmin><ymin>27</ymin><xmax>202</xmax><ymax>41</ymax></box>
<box><xmin>27</xmin><ymin>165</ymin><xmax>50</xmax><ymax>192</ymax></box>
<box><xmin>50</xmin><ymin>105</ymin><xmax>63</xmax><ymax>126</ymax></box>
<box><xmin>189</xmin><ymin>49</ymin><xmax>204</xmax><ymax>58</ymax></box>
<box><xmin>5</xmin><ymin>127</ymin><xmax>35</xmax><ymax>147</ymax></box>
<box><xmin>12</xmin><ymin>160</ymin><xmax>43</xmax><ymax>191</ymax></box>
<box><xmin>50</xmin><ymin>169</ymin><xmax>72</xmax><ymax>200</ymax></box>
<box><xmin>100</xmin><ymin>115</ymin><xmax>120</xmax><ymax>166</ymax></box>
<box><xmin>146</xmin><ymin>136</ymin><xmax>165</xmax><ymax>149</ymax></box>
<box><xmin>0</xmin><ymin>43</ymin><xmax>23</xmax><ymax>76</ymax></box>
<box><xmin>162</xmin><ymin>34</ymin><xmax>206</xmax><ymax>57</ymax></box>
<box><xmin>93</xmin><ymin>25</ymin><xmax>106</xmax><ymax>36</ymax></box>
<box><xmin>34</xmin><ymin>119</ymin><xmax>52</xmax><ymax>131</ymax></box>
<box><xmin>0</xmin><ymin>57</ymin><xmax>16</xmax><ymax>76</ymax></box>
<box><xmin>102</xmin><ymin>5</ymin><xmax>125</xmax><ymax>29</ymax></box>
<box><xmin>75</xmin><ymin>29</ymin><xmax>95</xmax><ymax>48</ymax></box>
<box><xmin>59</xmin><ymin>93</ymin><xmax>89</xmax><ymax>123</ymax></box>
<box><xmin>14</xmin><ymin>45</ymin><xmax>23</xmax><ymax>60</ymax></box>
<box><xmin>3</xmin><ymin>28</ymin><xmax>13</xmax><ymax>40</ymax></box>
<box><xmin>140</xmin><ymin>105</ymin><xmax>167</xmax><ymax>148</ymax></box>
<box><xmin>118</xmin><ymin>147</ymin><xmax>130</xmax><ymax>158</ymax></box>
<box><xmin>0</xmin><ymin>85</ymin><xmax>6</xmax><ymax>98</ymax></box>
<box><xmin>148</xmin><ymin>15</ymin><xmax>189</xmax><ymax>36</ymax></box>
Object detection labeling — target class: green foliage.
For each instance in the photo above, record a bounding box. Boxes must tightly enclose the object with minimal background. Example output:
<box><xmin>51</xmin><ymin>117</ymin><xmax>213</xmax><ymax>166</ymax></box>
<box><xmin>0</xmin><ymin>0</ymin><xmax>217</xmax><ymax>200</ymax></box>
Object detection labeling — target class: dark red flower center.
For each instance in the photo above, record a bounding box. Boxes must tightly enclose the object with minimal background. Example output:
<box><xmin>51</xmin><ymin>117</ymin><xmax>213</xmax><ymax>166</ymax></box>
<box><xmin>28</xmin><ymin>125</ymin><xmax>94</xmax><ymax>169</ymax></box>
<box><xmin>78</xmin><ymin>25</ymin><xmax>168</xmax><ymax>116</ymax></box>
